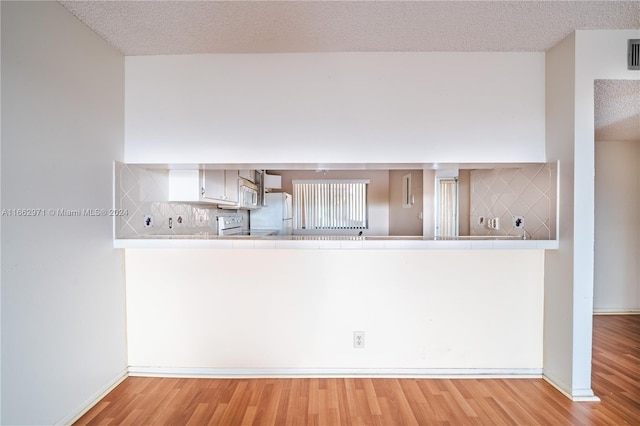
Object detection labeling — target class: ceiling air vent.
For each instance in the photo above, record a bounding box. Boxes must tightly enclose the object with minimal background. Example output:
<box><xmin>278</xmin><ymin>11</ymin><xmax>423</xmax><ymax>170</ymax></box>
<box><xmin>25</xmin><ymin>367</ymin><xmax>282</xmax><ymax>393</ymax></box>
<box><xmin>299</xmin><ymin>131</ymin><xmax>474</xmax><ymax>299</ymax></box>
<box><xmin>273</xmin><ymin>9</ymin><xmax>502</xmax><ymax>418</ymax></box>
<box><xmin>629</xmin><ymin>39</ymin><xmax>640</xmax><ymax>70</ymax></box>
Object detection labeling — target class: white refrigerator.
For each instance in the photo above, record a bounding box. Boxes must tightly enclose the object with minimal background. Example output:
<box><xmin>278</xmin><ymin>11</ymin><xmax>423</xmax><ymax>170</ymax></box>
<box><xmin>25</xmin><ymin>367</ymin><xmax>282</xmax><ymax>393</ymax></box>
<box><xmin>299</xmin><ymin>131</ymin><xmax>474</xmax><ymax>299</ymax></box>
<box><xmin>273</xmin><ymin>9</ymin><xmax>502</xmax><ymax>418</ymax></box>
<box><xmin>250</xmin><ymin>192</ymin><xmax>293</xmax><ymax>235</ymax></box>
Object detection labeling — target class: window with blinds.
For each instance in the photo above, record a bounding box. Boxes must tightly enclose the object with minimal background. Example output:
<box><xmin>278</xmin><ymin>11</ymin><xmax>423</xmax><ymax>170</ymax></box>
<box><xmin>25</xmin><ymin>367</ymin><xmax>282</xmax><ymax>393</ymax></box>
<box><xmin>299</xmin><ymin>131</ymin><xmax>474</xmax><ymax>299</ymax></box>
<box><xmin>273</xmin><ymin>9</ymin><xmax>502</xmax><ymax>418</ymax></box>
<box><xmin>292</xmin><ymin>179</ymin><xmax>369</xmax><ymax>230</ymax></box>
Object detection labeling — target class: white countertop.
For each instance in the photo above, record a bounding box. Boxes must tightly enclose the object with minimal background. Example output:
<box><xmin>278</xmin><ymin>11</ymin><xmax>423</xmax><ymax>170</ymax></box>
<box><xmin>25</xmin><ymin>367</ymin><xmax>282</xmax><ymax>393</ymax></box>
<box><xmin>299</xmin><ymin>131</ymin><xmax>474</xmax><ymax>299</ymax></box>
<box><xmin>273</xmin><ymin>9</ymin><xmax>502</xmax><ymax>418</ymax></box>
<box><xmin>114</xmin><ymin>235</ymin><xmax>559</xmax><ymax>250</ymax></box>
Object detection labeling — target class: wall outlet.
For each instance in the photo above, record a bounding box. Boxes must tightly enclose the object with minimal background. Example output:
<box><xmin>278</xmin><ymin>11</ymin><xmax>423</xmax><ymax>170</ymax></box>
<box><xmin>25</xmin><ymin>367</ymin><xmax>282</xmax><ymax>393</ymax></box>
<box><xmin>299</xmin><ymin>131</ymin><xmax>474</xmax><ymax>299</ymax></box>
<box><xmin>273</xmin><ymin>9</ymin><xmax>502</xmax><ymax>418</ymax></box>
<box><xmin>513</xmin><ymin>216</ymin><xmax>524</xmax><ymax>228</ymax></box>
<box><xmin>487</xmin><ymin>217</ymin><xmax>500</xmax><ymax>230</ymax></box>
<box><xmin>143</xmin><ymin>214</ymin><xmax>154</xmax><ymax>228</ymax></box>
<box><xmin>353</xmin><ymin>331</ymin><xmax>365</xmax><ymax>349</ymax></box>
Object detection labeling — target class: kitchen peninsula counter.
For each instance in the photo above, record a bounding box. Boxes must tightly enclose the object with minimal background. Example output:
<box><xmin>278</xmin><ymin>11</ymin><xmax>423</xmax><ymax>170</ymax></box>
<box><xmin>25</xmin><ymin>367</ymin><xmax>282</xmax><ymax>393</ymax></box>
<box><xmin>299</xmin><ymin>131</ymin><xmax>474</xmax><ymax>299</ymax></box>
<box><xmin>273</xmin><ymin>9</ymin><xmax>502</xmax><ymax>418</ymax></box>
<box><xmin>114</xmin><ymin>235</ymin><xmax>558</xmax><ymax>249</ymax></box>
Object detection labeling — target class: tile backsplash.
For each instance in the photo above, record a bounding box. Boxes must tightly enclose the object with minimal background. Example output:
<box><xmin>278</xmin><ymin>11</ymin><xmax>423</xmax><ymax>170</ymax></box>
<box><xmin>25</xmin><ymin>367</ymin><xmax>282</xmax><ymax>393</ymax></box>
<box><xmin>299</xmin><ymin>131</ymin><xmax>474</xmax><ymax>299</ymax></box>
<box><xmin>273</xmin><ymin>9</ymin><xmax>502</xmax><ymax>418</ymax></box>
<box><xmin>114</xmin><ymin>163</ymin><xmax>240</xmax><ymax>238</ymax></box>
<box><xmin>470</xmin><ymin>163</ymin><xmax>557</xmax><ymax>240</ymax></box>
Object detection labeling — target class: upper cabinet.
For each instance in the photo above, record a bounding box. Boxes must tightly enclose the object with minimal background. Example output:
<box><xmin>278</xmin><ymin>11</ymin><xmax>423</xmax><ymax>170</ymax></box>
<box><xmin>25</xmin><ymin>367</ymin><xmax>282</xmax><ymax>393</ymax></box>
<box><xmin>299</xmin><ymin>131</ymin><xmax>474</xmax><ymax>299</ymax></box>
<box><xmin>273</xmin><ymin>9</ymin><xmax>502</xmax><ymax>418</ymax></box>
<box><xmin>201</xmin><ymin>170</ymin><xmax>226</xmax><ymax>203</ymax></box>
<box><xmin>238</xmin><ymin>169</ymin><xmax>255</xmax><ymax>183</ymax></box>
<box><xmin>168</xmin><ymin>169</ymin><xmax>239</xmax><ymax>205</ymax></box>
<box><xmin>223</xmin><ymin>170</ymin><xmax>239</xmax><ymax>204</ymax></box>
<box><xmin>202</xmin><ymin>169</ymin><xmax>239</xmax><ymax>205</ymax></box>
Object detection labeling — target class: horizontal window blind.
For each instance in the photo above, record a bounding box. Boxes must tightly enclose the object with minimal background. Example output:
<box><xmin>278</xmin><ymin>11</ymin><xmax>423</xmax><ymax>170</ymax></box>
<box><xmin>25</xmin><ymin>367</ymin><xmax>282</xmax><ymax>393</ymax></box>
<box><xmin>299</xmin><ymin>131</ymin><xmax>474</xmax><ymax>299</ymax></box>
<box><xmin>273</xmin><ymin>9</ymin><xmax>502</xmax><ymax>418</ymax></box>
<box><xmin>292</xmin><ymin>179</ymin><xmax>369</xmax><ymax>230</ymax></box>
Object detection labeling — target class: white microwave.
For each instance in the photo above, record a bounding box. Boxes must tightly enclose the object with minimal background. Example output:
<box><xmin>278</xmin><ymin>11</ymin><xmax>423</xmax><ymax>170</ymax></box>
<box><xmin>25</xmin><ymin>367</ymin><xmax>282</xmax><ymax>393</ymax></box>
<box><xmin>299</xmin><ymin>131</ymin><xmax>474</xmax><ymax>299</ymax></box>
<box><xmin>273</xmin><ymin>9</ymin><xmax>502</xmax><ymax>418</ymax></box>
<box><xmin>239</xmin><ymin>180</ymin><xmax>259</xmax><ymax>210</ymax></box>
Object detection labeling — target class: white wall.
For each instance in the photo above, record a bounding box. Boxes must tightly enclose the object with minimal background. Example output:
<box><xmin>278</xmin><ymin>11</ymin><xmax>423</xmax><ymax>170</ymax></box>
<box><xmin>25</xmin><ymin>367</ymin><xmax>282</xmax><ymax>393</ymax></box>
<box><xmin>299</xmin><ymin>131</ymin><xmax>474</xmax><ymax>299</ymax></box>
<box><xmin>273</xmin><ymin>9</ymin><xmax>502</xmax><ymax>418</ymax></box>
<box><xmin>572</xmin><ymin>29</ymin><xmax>640</xmax><ymax>398</ymax></box>
<box><xmin>594</xmin><ymin>141</ymin><xmax>640</xmax><ymax>312</ymax></box>
<box><xmin>122</xmin><ymin>51</ymin><xmax>548</xmax><ymax>377</ymax></box>
<box><xmin>544</xmin><ymin>29</ymin><xmax>640</xmax><ymax>400</ymax></box>
<box><xmin>126</xmin><ymin>249</ymin><xmax>544</xmax><ymax>373</ymax></box>
<box><xmin>423</xmin><ymin>170</ymin><xmax>436</xmax><ymax>237</ymax></box>
<box><xmin>0</xmin><ymin>3</ymin><xmax>3</xmax><ymax>420</ymax></box>
<box><xmin>124</xmin><ymin>52</ymin><xmax>545</xmax><ymax>164</ymax></box>
<box><xmin>1</xmin><ymin>2</ymin><xmax>126</xmax><ymax>424</ymax></box>
<box><xmin>544</xmin><ymin>32</ymin><xmax>577</xmax><ymax>398</ymax></box>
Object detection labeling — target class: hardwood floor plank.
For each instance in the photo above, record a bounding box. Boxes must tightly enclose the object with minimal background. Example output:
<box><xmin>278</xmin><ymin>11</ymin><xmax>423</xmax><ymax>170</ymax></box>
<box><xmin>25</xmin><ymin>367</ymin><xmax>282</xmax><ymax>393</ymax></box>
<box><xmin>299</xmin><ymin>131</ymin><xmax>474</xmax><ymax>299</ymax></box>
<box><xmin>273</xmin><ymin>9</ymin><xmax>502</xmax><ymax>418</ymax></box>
<box><xmin>264</xmin><ymin>380</ymin><xmax>284</xmax><ymax>425</ymax></box>
<box><xmin>441</xmin><ymin>379</ymin><xmax>479</xmax><ymax>420</ymax></box>
<box><xmin>396</xmin><ymin>380</ymin><xmax>435</xmax><ymax>425</ymax></box>
<box><xmin>75</xmin><ymin>315</ymin><xmax>640</xmax><ymax>425</ymax></box>
<box><xmin>216</xmin><ymin>381</ymin><xmax>249</xmax><ymax>425</ymax></box>
<box><xmin>73</xmin><ymin>401</ymin><xmax>110</xmax><ymax>426</ymax></box>
<box><xmin>184</xmin><ymin>402</ymin><xmax>211</xmax><ymax>426</ymax></box>
<box><xmin>240</xmin><ymin>406</ymin><xmax>257</xmax><ymax>426</ymax></box>
<box><xmin>207</xmin><ymin>402</ymin><xmax>227</xmax><ymax>426</ymax></box>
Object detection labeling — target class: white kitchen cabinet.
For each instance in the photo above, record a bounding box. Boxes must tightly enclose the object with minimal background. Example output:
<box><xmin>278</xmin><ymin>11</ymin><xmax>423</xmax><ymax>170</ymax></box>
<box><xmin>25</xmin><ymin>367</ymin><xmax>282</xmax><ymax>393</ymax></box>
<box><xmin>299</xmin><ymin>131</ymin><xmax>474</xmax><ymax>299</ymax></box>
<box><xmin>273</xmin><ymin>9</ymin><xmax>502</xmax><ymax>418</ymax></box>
<box><xmin>202</xmin><ymin>169</ymin><xmax>238</xmax><ymax>205</ymax></box>
<box><xmin>238</xmin><ymin>169</ymin><xmax>255</xmax><ymax>183</ymax></box>
<box><xmin>168</xmin><ymin>169</ymin><xmax>238</xmax><ymax>205</ymax></box>
<box><xmin>223</xmin><ymin>170</ymin><xmax>239</xmax><ymax>204</ymax></box>
<box><xmin>264</xmin><ymin>173</ymin><xmax>282</xmax><ymax>190</ymax></box>
<box><xmin>201</xmin><ymin>169</ymin><xmax>226</xmax><ymax>203</ymax></box>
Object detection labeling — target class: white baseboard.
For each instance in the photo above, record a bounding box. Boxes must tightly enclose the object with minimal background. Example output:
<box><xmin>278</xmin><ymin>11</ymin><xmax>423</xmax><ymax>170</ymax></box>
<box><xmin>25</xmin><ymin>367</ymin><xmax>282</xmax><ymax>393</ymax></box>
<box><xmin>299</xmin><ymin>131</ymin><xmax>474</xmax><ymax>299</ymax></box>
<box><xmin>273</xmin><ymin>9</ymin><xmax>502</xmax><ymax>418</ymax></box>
<box><xmin>57</xmin><ymin>368</ymin><xmax>128</xmax><ymax>426</ymax></box>
<box><xmin>128</xmin><ymin>366</ymin><xmax>543</xmax><ymax>379</ymax></box>
<box><xmin>543</xmin><ymin>374</ymin><xmax>600</xmax><ymax>402</ymax></box>
<box><xmin>594</xmin><ymin>309</ymin><xmax>640</xmax><ymax>315</ymax></box>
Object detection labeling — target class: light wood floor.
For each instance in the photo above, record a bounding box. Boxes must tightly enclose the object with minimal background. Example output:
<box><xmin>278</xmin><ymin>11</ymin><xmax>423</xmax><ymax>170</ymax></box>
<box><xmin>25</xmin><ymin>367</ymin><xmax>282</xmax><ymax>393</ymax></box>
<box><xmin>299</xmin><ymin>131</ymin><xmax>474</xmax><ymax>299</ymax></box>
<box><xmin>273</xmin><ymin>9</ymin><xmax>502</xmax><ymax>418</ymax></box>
<box><xmin>75</xmin><ymin>315</ymin><xmax>640</xmax><ymax>425</ymax></box>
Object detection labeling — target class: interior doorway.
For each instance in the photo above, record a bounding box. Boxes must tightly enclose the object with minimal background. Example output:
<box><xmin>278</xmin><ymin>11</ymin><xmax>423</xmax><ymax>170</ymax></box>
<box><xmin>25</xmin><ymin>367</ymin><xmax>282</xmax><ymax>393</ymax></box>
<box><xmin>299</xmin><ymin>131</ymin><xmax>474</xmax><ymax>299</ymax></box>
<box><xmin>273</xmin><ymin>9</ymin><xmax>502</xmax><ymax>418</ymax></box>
<box><xmin>593</xmin><ymin>79</ymin><xmax>640</xmax><ymax>314</ymax></box>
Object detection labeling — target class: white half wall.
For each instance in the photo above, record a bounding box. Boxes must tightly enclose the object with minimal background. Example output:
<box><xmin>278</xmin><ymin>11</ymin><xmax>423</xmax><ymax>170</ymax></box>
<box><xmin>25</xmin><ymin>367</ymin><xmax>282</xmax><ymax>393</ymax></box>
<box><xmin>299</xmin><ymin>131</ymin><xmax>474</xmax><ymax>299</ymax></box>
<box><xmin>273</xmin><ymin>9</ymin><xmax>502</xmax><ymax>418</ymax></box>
<box><xmin>1</xmin><ymin>2</ymin><xmax>126</xmax><ymax>424</ymax></box>
<box><xmin>125</xmin><ymin>249</ymin><xmax>544</xmax><ymax>373</ymax></box>
<box><xmin>594</xmin><ymin>140</ymin><xmax>640</xmax><ymax>312</ymax></box>
<box><xmin>124</xmin><ymin>52</ymin><xmax>545</xmax><ymax>164</ymax></box>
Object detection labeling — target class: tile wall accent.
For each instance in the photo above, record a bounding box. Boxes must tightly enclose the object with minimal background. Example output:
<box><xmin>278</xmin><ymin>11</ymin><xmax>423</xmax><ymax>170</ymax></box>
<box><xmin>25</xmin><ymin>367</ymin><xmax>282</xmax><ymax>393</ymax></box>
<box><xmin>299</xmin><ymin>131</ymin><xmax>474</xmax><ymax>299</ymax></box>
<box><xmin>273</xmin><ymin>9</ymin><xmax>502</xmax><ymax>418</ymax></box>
<box><xmin>115</xmin><ymin>163</ymin><xmax>233</xmax><ymax>238</ymax></box>
<box><xmin>470</xmin><ymin>163</ymin><xmax>556</xmax><ymax>240</ymax></box>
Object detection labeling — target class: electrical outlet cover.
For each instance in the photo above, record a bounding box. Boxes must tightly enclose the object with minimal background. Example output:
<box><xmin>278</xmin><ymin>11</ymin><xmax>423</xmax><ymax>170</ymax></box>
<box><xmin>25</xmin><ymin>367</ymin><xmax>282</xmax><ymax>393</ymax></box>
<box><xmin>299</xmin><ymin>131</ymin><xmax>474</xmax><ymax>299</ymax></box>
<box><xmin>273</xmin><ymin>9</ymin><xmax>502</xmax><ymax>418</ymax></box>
<box><xmin>513</xmin><ymin>216</ymin><xmax>524</xmax><ymax>228</ymax></box>
<box><xmin>143</xmin><ymin>214</ymin><xmax>154</xmax><ymax>228</ymax></box>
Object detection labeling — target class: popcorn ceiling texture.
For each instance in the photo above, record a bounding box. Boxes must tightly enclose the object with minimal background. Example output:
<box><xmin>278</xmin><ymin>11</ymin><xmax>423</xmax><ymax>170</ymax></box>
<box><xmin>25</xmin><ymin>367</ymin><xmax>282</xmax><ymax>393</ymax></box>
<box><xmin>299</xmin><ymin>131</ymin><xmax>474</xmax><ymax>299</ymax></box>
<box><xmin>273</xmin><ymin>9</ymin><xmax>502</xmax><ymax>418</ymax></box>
<box><xmin>595</xmin><ymin>80</ymin><xmax>640</xmax><ymax>142</ymax></box>
<box><xmin>59</xmin><ymin>1</ymin><xmax>640</xmax><ymax>55</ymax></box>
<box><xmin>62</xmin><ymin>2</ymin><xmax>638</xmax><ymax>154</ymax></box>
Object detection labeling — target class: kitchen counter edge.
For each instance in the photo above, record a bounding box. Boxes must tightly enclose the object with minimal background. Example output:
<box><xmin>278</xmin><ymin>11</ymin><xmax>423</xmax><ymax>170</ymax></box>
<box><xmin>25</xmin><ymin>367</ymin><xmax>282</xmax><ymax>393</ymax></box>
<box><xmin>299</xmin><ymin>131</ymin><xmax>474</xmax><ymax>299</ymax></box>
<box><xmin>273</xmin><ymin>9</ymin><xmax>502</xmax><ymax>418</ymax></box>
<box><xmin>114</xmin><ymin>238</ymin><xmax>559</xmax><ymax>250</ymax></box>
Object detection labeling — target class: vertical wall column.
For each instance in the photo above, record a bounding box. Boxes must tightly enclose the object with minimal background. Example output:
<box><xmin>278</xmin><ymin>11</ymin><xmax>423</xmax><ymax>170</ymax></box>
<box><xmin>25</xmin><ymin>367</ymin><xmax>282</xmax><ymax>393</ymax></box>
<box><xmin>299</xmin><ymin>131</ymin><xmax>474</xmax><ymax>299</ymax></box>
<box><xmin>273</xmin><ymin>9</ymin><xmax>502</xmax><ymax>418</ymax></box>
<box><xmin>543</xmin><ymin>29</ymin><xmax>640</xmax><ymax>400</ymax></box>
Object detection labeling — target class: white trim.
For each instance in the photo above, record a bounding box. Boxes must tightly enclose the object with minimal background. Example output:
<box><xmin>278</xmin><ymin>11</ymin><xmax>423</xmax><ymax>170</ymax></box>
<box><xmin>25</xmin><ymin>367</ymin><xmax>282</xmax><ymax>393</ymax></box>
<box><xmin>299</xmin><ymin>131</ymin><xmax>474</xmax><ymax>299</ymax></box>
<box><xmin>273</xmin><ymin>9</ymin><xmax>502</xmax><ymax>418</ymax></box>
<box><xmin>571</xmin><ymin>394</ymin><xmax>601</xmax><ymax>402</ymax></box>
<box><xmin>542</xmin><ymin>372</ymin><xmax>571</xmax><ymax>399</ymax></box>
<box><xmin>543</xmin><ymin>374</ymin><xmax>600</xmax><ymax>402</ymax></box>
<box><xmin>593</xmin><ymin>309</ymin><xmax>640</xmax><ymax>315</ymax></box>
<box><xmin>128</xmin><ymin>366</ymin><xmax>543</xmax><ymax>379</ymax></box>
<box><xmin>57</xmin><ymin>368</ymin><xmax>128</xmax><ymax>426</ymax></box>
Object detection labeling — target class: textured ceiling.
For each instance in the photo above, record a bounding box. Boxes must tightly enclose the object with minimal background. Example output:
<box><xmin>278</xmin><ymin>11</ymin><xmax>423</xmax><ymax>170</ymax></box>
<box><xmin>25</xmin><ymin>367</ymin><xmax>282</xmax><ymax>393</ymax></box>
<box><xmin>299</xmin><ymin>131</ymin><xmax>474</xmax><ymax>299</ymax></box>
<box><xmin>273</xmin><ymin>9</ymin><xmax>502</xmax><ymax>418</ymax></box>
<box><xmin>595</xmin><ymin>80</ymin><xmax>640</xmax><ymax>142</ymax></box>
<box><xmin>58</xmin><ymin>1</ymin><xmax>639</xmax><ymax>143</ymax></box>
<box><xmin>59</xmin><ymin>1</ymin><xmax>640</xmax><ymax>55</ymax></box>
